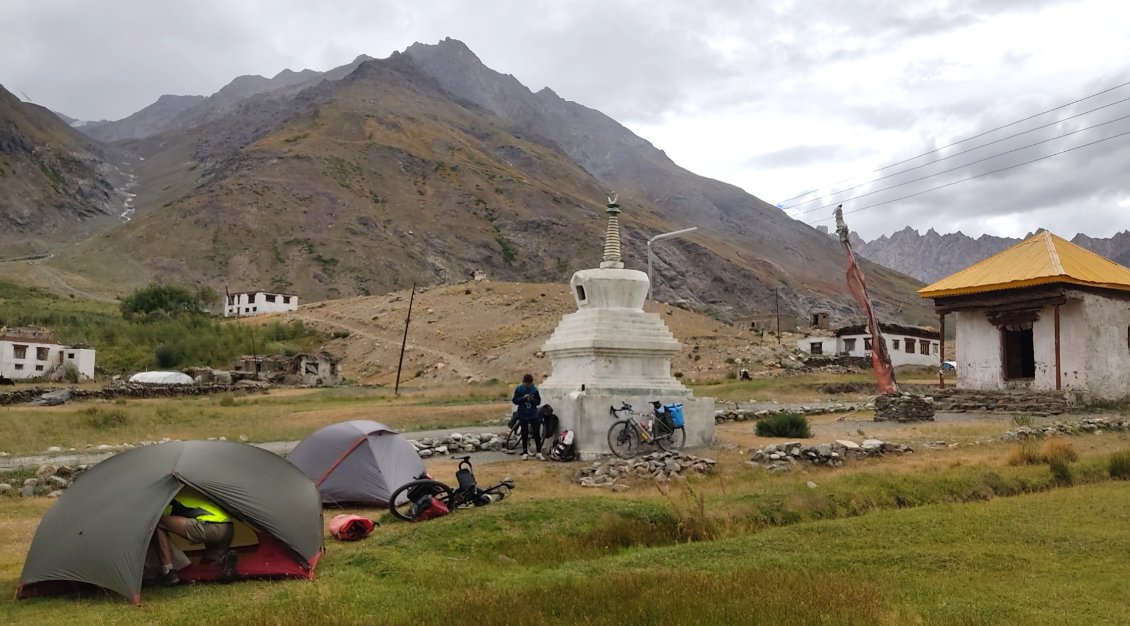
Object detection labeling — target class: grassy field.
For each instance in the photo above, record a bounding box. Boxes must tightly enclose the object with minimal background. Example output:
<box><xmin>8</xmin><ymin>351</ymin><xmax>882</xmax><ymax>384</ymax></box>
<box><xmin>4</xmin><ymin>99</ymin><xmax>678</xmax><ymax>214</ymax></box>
<box><xmin>3</xmin><ymin>378</ymin><xmax>1130</xmax><ymax>624</ymax></box>
<box><xmin>2</xmin><ymin>451</ymin><xmax>1130</xmax><ymax>625</ymax></box>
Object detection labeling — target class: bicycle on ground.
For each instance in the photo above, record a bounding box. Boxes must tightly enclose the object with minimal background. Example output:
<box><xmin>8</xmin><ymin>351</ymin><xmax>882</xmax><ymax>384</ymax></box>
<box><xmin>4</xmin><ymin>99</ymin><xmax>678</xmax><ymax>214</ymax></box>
<box><xmin>607</xmin><ymin>401</ymin><xmax>686</xmax><ymax>458</ymax></box>
<box><xmin>387</xmin><ymin>456</ymin><xmax>515</xmax><ymax>522</ymax></box>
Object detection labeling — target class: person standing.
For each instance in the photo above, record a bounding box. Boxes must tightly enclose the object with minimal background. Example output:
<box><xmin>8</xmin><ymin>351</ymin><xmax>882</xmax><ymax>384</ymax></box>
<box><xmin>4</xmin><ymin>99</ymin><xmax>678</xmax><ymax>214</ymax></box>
<box><xmin>511</xmin><ymin>373</ymin><xmax>543</xmax><ymax>460</ymax></box>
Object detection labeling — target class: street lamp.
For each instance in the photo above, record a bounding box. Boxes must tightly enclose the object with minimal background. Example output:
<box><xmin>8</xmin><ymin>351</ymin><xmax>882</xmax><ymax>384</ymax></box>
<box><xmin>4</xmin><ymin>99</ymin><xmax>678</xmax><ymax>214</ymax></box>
<box><xmin>647</xmin><ymin>227</ymin><xmax>698</xmax><ymax>303</ymax></box>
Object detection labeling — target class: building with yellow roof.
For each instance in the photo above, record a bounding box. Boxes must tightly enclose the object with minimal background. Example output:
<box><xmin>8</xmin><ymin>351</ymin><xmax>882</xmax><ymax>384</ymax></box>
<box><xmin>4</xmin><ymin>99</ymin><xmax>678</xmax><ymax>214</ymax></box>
<box><xmin>919</xmin><ymin>230</ymin><xmax>1130</xmax><ymax>401</ymax></box>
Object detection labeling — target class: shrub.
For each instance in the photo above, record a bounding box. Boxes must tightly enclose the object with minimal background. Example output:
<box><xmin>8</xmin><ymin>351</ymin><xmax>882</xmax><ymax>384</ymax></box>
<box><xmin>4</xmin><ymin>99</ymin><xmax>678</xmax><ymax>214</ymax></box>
<box><xmin>1109</xmin><ymin>450</ymin><xmax>1130</xmax><ymax>480</ymax></box>
<box><xmin>1040</xmin><ymin>439</ymin><xmax>1078</xmax><ymax>465</ymax></box>
<box><xmin>755</xmin><ymin>413</ymin><xmax>812</xmax><ymax>438</ymax></box>
<box><xmin>1006</xmin><ymin>439</ymin><xmax>1042</xmax><ymax>465</ymax></box>
<box><xmin>62</xmin><ymin>362</ymin><xmax>79</xmax><ymax>384</ymax></box>
<box><xmin>84</xmin><ymin>407</ymin><xmax>127</xmax><ymax>429</ymax></box>
<box><xmin>218</xmin><ymin>395</ymin><xmax>236</xmax><ymax>407</ymax></box>
<box><xmin>1048</xmin><ymin>460</ymin><xmax>1074</xmax><ymax>485</ymax></box>
<box><xmin>1011</xmin><ymin>414</ymin><xmax>1034</xmax><ymax>428</ymax></box>
<box><xmin>155</xmin><ymin>343</ymin><xmax>182</xmax><ymax>368</ymax></box>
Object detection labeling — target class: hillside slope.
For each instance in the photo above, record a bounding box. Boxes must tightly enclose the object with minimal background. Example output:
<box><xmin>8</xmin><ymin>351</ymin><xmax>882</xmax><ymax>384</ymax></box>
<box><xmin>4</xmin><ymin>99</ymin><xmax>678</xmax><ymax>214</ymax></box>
<box><xmin>0</xmin><ymin>85</ymin><xmax>126</xmax><ymax>257</ymax></box>
<box><xmin>29</xmin><ymin>40</ymin><xmax>932</xmax><ymax>328</ymax></box>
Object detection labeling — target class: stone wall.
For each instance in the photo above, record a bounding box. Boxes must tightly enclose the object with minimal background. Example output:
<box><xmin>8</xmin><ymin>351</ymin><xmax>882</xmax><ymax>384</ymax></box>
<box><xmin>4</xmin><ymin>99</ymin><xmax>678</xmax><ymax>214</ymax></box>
<box><xmin>0</xmin><ymin>382</ymin><xmax>266</xmax><ymax>406</ymax></box>
<box><xmin>901</xmin><ymin>386</ymin><xmax>1069</xmax><ymax>415</ymax></box>
<box><xmin>874</xmin><ymin>393</ymin><xmax>936</xmax><ymax>422</ymax></box>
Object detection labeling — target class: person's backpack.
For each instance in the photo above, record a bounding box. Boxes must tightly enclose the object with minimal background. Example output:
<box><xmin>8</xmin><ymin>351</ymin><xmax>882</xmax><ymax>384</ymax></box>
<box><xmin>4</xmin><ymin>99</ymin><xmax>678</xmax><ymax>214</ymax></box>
<box><xmin>538</xmin><ymin>404</ymin><xmax>559</xmax><ymax>441</ymax></box>
<box><xmin>549</xmin><ymin>430</ymin><xmax>576</xmax><ymax>462</ymax></box>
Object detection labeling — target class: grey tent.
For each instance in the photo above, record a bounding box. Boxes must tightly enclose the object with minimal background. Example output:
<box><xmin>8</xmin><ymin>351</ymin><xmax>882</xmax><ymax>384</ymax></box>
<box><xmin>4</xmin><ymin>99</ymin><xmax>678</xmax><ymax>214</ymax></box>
<box><xmin>287</xmin><ymin>420</ymin><xmax>426</xmax><ymax>506</ymax></box>
<box><xmin>17</xmin><ymin>440</ymin><xmax>324</xmax><ymax>604</ymax></box>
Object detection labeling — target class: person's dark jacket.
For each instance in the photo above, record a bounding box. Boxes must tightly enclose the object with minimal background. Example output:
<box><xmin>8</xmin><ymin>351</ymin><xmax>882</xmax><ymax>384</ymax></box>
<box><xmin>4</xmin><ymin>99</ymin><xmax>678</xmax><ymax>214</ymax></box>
<box><xmin>512</xmin><ymin>383</ymin><xmax>541</xmax><ymax>421</ymax></box>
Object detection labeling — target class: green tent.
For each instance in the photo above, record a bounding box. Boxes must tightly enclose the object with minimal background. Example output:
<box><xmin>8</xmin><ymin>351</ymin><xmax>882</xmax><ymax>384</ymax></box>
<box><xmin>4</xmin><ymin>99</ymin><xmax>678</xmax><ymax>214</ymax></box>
<box><xmin>18</xmin><ymin>440</ymin><xmax>324</xmax><ymax>604</ymax></box>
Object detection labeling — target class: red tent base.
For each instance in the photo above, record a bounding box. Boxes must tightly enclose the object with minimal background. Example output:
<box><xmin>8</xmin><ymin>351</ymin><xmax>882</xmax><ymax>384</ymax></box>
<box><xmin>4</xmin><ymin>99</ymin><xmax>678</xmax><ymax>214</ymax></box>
<box><xmin>16</xmin><ymin>533</ymin><xmax>321</xmax><ymax>601</ymax></box>
<box><xmin>177</xmin><ymin>532</ymin><xmax>320</xmax><ymax>583</ymax></box>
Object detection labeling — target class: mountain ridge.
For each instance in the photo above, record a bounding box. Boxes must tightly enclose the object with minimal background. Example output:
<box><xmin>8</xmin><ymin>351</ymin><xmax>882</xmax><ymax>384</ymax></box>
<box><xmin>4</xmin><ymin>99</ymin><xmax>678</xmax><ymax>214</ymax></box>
<box><xmin>851</xmin><ymin>227</ymin><xmax>1130</xmax><ymax>284</ymax></box>
<box><xmin>4</xmin><ymin>39</ymin><xmax>933</xmax><ymax>329</ymax></box>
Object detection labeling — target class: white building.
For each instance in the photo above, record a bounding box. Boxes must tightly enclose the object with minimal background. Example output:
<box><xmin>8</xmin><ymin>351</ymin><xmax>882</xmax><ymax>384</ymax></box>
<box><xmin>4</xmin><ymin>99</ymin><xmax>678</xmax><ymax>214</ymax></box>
<box><xmin>797</xmin><ymin>323</ymin><xmax>940</xmax><ymax>367</ymax></box>
<box><xmin>0</xmin><ymin>327</ymin><xmax>96</xmax><ymax>381</ymax></box>
<box><xmin>223</xmin><ymin>291</ymin><xmax>298</xmax><ymax>317</ymax></box>
<box><xmin>920</xmin><ymin>231</ymin><xmax>1130</xmax><ymax>402</ymax></box>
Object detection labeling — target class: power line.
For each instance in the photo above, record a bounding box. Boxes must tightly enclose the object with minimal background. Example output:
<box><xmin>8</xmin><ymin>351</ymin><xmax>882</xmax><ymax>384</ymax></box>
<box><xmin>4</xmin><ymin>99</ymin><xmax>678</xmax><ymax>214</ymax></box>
<box><xmin>790</xmin><ymin>112</ymin><xmax>1130</xmax><ymax>218</ymax></box>
<box><xmin>776</xmin><ymin>78</ymin><xmax>1130</xmax><ymax>207</ymax></box>
<box><xmin>784</xmin><ymin>96</ymin><xmax>1130</xmax><ymax>212</ymax></box>
<box><xmin>805</xmin><ymin>128</ymin><xmax>1130</xmax><ymax>225</ymax></box>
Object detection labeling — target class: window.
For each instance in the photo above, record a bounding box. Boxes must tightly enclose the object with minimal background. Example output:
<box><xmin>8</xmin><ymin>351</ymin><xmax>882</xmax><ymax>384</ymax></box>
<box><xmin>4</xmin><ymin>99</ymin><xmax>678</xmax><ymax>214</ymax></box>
<box><xmin>932</xmin><ymin>343</ymin><xmax>939</xmax><ymax>355</ymax></box>
<box><xmin>844</xmin><ymin>338</ymin><xmax>857</xmax><ymax>352</ymax></box>
<box><xmin>265</xmin><ymin>294</ymin><xmax>277</xmax><ymax>303</ymax></box>
<box><xmin>14</xmin><ymin>364</ymin><xmax>24</xmax><ymax>370</ymax></box>
<box><xmin>864</xmin><ymin>338</ymin><xmax>872</xmax><ymax>351</ymax></box>
<box><xmin>36</xmin><ymin>347</ymin><xmax>49</xmax><ymax>361</ymax></box>
<box><xmin>13</xmin><ymin>344</ymin><xmax>27</xmax><ymax>359</ymax></box>
<box><xmin>304</xmin><ymin>362</ymin><xmax>319</xmax><ymax>375</ymax></box>
<box><xmin>892</xmin><ymin>339</ymin><xmax>900</xmax><ymax>350</ymax></box>
<box><xmin>575</xmin><ymin>285</ymin><xmax>587</xmax><ymax>302</ymax></box>
<box><xmin>1002</xmin><ymin>328</ymin><xmax>1035</xmax><ymax>379</ymax></box>
<box><xmin>35</xmin><ymin>365</ymin><xmax>44</xmax><ymax>372</ymax></box>
<box><xmin>919</xmin><ymin>339</ymin><xmax>930</xmax><ymax>354</ymax></box>
<box><xmin>283</xmin><ymin>296</ymin><xmax>292</xmax><ymax>304</ymax></box>
<box><xmin>809</xmin><ymin>342</ymin><xmax>823</xmax><ymax>355</ymax></box>
<box><xmin>904</xmin><ymin>339</ymin><xmax>914</xmax><ymax>353</ymax></box>
<box><xmin>68</xmin><ymin>352</ymin><xmax>76</xmax><ymax>359</ymax></box>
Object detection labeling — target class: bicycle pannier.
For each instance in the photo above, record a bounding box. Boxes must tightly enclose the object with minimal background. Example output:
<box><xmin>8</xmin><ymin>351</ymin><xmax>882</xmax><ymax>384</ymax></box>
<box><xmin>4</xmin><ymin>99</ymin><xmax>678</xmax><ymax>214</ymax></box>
<box><xmin>664</xmin><ymin>403</ymin><xmax>685</xmax><ymax>427</ymax></box>
<box><xmin>411</xmin><ymin>495</ymin><xmax>450</xmax><ymax>522</ymax></box>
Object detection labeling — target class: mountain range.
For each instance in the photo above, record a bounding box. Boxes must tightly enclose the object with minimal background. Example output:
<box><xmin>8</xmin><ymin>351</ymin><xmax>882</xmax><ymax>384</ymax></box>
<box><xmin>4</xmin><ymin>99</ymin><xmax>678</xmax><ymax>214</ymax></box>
<box><xmin>851</xmin><ymin>227</ymin><xmax>1130</xmax><ymax>284</ymax></box>
<box><xmin>1</xmin><ymin>38</ymin><xmax>934</xmax><ymax>326</ymax></box>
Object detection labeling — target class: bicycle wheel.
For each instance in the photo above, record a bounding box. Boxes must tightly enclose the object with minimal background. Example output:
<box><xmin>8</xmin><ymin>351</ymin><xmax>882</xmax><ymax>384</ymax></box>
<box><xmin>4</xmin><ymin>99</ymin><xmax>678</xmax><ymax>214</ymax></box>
<box><xmin>607</xmin><ymin>420</ymin><xmax>640</xmax><ymax>458</ymax></box>
<box><xmin>387</xmin><ymin>479</ymin><xmax>453</xmax><ymax>522</ymax></box>
<box><xmin>504</xmin><ymin>422</ymin><xmax>522</xmax><ymax>451</ymax></box>
<box><xmin>653</xmin><ymin>421</ymin><xmax>686</xmax><ymax>452</ymax></box>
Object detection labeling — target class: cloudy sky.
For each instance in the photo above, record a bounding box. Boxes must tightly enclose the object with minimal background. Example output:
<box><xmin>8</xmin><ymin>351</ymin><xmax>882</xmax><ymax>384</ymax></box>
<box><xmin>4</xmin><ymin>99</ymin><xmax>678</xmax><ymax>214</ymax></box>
<box><xmin>3</xmin><ymin>0</ymin><xmax>1128</xmax><ymax>240</ymax></box>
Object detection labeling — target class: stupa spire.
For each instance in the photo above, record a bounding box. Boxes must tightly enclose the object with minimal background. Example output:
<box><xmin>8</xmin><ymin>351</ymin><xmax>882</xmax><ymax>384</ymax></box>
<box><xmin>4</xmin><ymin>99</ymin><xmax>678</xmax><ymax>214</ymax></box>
<box><xmin>600</xmin><ymin>192</ymin><xmax>624</xmax><ymax>269</ymax></box>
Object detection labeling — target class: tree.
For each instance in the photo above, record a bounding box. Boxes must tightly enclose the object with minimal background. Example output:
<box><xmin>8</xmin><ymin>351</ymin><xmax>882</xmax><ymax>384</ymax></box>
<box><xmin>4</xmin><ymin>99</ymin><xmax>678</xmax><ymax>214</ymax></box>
<box><xmin>120</xmin><ymin>284</ymin><xmax>206</xmax><ymax>321</ymax></box>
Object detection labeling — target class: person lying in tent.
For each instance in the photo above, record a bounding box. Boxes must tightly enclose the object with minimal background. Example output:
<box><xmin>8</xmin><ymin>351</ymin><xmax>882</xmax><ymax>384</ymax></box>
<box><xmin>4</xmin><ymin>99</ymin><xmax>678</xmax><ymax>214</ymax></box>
<box><xmin>152</xmin><ymin>486</ymin><xmax>238</xmax><ymax>585</ymax></box>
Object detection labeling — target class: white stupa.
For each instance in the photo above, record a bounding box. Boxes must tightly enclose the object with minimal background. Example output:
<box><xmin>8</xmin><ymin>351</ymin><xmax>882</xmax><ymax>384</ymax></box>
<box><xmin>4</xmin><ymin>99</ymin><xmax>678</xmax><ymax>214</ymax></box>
<box><xmin>538</xmin><ymin>194</ymin><xmax>714</xmax><ymax>458</ymax></box>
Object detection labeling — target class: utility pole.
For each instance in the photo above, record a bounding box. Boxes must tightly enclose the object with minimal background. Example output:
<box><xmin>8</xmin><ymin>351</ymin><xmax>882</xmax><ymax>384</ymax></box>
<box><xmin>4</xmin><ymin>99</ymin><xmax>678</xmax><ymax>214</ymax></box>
<box><xmin>394</xmin><ymin>283</ymin><xmax>416</xmax><ymax>395</ymax></box>
<box><xmin>774</xmin><ymin>287</ymin><xmax>781</xmax><ymax>345</ymax></box>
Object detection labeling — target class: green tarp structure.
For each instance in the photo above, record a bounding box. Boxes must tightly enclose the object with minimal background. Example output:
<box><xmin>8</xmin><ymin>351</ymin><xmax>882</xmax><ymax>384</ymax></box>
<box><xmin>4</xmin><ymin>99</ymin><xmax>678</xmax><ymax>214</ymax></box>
<box><xmin>17</xmin><ymin>440</ymin><xmax>324</xmax><ymax>604</ymax></box>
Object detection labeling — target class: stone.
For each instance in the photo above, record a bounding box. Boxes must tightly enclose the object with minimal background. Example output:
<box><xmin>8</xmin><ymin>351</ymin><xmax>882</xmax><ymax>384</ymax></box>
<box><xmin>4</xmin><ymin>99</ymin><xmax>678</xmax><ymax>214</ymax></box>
<box><xmin>418</xmin><ymin>449</ymin><xmax>434</xmax><ymax>458</ymax></box>
<box><xmin>434</xmin><ymin>445</ymin><xmax>448</xmax><ymax>455</ymax></box>
<box><xmin>36</xmin><ymin>464</ymin><xmax>58</xmax><ymax>479</ymax></box>
<box><xmin>836</xmin><ymin>439</ymin><xmax>861</xmax><ymax>450</ymax></box>
<box><xmin>0</xmin><ymin>483</ymin><xmax>11</xmax><ymax>495</ymax></box>
<box><xmin>611</xmin><ymin>484</ymin><xmax>631</xmax><ymax>492</ymax></box>
<box><xmin>46</xmin><ymin>476</ymin><xmax>69</xmax><ymax>488</ymax></box>
<box><xmin>807</xmin><ymin>481</ymin><xmax>817</xmax><ymax>489</ymax></box>
<box><xmin>20</xmin><ymin>485</ymin><xmax>35</xmax><ymax>497</ymax></box>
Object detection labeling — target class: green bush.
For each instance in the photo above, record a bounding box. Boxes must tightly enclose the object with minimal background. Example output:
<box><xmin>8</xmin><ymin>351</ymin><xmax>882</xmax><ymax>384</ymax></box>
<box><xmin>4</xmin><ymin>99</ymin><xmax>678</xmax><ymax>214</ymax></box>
<box><xmin>1048</xmin><ymin>459</ymin><xmax>1074</xmax><ymax>485</ymax></box>
<box><xmin>84</xmin><ymin>407</ymin><xmax>127</xmax><ymax>429</ymax></box>
<box><xmin>755</xmin><ymin>412</ymin><xmax>812</xmax><ymax>438</ymax></box>
<box><xmin>155</xmin><ymin>343</ymin><xmax>181</xmax><ymax>368</ymax></box>
<box><xmin>62</xmin><ymin>362</ymin><xmax>79</xmax><ymax>384</ymax></box>
<box><xmin>1109</xmin><ymin>450</ymin><xmax>1130</xmax><ymax>480</ymax></box>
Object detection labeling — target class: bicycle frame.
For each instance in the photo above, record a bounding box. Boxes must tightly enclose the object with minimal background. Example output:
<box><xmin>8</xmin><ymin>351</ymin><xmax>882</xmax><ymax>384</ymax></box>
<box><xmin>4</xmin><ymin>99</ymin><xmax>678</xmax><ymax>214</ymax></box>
<box><xmin>607</xmin><ymin>401</ymin><xmax>686</xmax><ymax>458</ymax></box>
